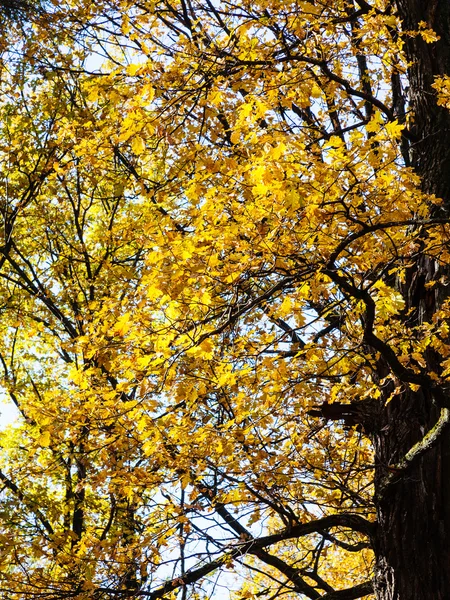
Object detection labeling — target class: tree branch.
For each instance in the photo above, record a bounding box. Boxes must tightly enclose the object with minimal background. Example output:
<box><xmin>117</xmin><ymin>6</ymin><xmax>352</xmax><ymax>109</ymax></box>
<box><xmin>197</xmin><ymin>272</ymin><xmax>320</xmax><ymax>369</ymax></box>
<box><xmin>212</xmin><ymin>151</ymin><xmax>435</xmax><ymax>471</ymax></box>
<box><xmin>96</xmin><ymin>513</ymin><xmax>375</xmax><ymax>598</ymax></box>
<box><xmin>0</xmin><ymin>469</ymin><xmax>54</xmax><ymax>535</ymax></box>
<box><xmin>319</xmin><ymin>580</ymin><xmax>374</xmax><ymax>600</ymax></box>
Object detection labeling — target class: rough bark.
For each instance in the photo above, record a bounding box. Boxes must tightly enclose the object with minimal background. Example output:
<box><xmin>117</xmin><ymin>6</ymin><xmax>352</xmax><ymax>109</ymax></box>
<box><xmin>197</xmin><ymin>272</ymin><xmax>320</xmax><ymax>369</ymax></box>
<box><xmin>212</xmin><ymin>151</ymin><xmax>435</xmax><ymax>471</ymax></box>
<box><xmin>395</xmin><ymin>0</ymin><xmax>450</xmax><ymax>201</ymax></box>
<box><xmin>372</xmin><ymin>1</ymin><xmax>450</xmax><ymax>598</ymax></box>
<box><xmin>373</xmin><ymin>391</ymin><xmax>450</xmax><ymax>599</ymax></box>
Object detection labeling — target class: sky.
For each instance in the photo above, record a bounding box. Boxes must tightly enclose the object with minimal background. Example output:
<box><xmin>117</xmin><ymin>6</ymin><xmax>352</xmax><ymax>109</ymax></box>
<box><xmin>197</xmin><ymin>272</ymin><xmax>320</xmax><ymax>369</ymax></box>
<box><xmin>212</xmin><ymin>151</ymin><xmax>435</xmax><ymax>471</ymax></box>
<box><xmin>0</xmin><ymin>395</ymin><xmax>20</xmax><ymax>430</ymax></box>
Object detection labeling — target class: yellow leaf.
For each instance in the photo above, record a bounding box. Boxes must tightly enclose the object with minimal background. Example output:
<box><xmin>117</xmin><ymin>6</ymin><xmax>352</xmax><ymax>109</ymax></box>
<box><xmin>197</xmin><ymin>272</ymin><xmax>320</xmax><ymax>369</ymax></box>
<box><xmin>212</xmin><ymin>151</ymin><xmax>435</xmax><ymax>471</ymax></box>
<box><xmin>366</xmin><ymin>112</ymin><xmax>383</xmax><ymax>133</ymax></box>
<box><xmin>38</xmin><ymin>431</ymin><xmax>51</xmax><ymax>447</ymax></box>
<box><xmin>114</xmin><ymin>312</ymin><xmax>132</xmax><ymax>336</ymax></box>
<box><xmin>127</xmin><ymin>63</ymin><xmax>141</xmax><ymax>76</ymax></box>
<box><xmin>310</xmin><ymin>84</ymin><xmax>322</xmax><ymax>98</ymax></box>
<box><xmin>385</xmin><ymin>119</ymin><xmax>404</xmax><ymax>139</ymax></box>
<box><xmin>230</xmin><ymin>131</ymin><xmax>240</xmax><ymax>145</ymax></box>
<box><xmin>131</xmin><ymin>135</ymin><xmax>146</xmax><ymax>155</ymax></box>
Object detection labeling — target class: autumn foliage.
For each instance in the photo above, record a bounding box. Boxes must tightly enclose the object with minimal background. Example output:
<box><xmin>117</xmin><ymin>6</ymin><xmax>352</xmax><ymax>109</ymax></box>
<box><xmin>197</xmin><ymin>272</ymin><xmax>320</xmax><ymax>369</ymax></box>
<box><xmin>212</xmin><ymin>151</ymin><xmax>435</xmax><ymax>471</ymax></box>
<box><xmin>0</xmin><ymin>1</ymin><xmax>449</xmax><ymax>599</ymax></box>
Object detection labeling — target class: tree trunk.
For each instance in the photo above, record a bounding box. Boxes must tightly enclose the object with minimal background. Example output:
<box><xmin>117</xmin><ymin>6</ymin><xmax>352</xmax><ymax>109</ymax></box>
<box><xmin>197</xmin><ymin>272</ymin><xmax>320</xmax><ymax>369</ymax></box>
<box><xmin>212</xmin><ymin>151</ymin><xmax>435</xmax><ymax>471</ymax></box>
<box><xmin>373</xmin><ymin>1</ymin><xmax>450</xmax><ymax>598</ymax></box>
<box><xmin>373</xmin><ymin>389</ymin><xmax>450</xmax><ymax>599</ymax></box>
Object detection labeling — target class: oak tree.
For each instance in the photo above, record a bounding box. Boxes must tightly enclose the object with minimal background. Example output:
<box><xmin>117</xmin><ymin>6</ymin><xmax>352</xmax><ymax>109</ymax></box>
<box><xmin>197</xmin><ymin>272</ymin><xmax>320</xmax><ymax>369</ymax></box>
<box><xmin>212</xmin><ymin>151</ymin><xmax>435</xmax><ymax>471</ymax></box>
<box><xmin>0</xmin><ymin>1</ymin><xmax>449</xmax><ymax>599</ymax></box>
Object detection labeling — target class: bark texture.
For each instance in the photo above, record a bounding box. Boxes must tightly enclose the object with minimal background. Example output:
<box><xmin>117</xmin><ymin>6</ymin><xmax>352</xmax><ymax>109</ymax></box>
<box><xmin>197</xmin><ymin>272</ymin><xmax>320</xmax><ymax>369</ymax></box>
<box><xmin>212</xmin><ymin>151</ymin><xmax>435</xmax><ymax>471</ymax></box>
<box><xmin>372</xmin><ymin>1</ymin><xmax>450</xmax><ymax>598</ymax></box>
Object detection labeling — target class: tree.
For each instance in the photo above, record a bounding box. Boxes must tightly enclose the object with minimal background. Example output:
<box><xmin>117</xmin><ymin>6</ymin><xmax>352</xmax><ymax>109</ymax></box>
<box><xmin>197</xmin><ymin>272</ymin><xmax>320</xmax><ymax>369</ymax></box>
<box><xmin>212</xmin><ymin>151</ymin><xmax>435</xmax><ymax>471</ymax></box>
<box><xmin>0</xmin><ymin>0</ymin><xmax>449</xmax><ymax>599</ymax></box>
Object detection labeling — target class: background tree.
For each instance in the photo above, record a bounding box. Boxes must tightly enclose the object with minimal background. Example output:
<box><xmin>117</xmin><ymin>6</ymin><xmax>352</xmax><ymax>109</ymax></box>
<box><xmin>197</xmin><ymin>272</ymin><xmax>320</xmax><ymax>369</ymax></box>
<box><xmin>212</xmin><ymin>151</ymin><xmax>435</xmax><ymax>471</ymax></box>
<box><xmin>0</xmin><ymin>1</ymin><xmax>449</xmax><ymax>599</ymax></box>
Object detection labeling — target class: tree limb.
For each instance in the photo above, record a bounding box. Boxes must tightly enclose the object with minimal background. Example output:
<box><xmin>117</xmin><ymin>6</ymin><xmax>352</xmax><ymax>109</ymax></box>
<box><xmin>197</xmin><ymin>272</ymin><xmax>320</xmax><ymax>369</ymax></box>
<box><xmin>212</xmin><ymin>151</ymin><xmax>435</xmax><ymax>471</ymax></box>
<box><xmin>319</xmin><ymin>580</ymin><xmax>374</xmax><ymax>600</ymax></box>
